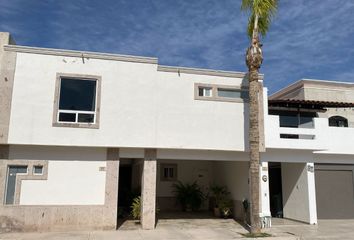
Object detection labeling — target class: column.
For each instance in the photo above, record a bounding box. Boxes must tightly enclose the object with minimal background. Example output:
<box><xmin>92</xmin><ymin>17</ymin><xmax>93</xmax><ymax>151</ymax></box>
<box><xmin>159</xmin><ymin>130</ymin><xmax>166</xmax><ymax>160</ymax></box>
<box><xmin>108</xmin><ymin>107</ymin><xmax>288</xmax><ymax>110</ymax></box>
<box><xmin>104</xmin><ymin>148</ymin><xmax>120</xmax><ymax>229</ymax></box>
<box><xmin>306</xmin><ymin>163</ymin><xmax>318</xmax><ymax>224</ymax></box>
<box><xmin>260</xmin><ymin>161</ymin><xmax>271</xmax><ymax>228</ymax></box>
<box><xmin>141</xmin><ymin>149</ymin><xmax>157</xmax><ymax>230</ymax></box>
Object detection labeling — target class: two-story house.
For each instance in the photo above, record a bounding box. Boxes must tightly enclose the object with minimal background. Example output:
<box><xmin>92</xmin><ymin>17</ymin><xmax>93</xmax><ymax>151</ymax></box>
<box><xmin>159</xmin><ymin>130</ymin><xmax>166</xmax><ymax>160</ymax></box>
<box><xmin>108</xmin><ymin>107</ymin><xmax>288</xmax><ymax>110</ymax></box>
<box><xmin>0</xmin><ymin>32</ymin><xmax>353</xmax><ymax>232</ymax></box>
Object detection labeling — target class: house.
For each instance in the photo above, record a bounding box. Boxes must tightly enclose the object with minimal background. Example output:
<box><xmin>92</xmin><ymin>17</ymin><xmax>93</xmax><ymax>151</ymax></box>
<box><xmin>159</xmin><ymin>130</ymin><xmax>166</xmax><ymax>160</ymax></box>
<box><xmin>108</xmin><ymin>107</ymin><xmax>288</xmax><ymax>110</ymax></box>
<box><xmin>0</xmin><ymin>32</ymin><xmax>353</xmax><ymax>232</ymax></box>
<box><xmin>267</xmin><ymin>80</ymin><xmax>354</xmax><ymax>221</ymax></box>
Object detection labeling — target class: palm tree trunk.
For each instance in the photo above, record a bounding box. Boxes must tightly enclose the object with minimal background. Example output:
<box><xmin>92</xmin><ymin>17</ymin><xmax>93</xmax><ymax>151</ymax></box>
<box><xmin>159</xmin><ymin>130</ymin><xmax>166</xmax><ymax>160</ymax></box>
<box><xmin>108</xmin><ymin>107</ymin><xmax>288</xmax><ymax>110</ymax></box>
<box><xmin>246</xmin><ymin>13</ymin><xmax>263</xmax><ymax>233</ymax></box>
<box><xmin>248</xmin><ymin>67</ymin><xmax>261</xmax><ymax>233</ymax></box>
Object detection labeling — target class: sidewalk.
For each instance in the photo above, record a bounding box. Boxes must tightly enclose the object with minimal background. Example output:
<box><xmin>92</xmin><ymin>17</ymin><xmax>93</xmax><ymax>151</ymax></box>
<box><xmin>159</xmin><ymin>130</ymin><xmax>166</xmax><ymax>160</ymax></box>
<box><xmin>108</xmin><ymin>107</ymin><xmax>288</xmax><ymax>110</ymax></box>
<box><xmin>0</xmin><ymin>218</ymin><xmax>298</xmax><ymax>240</ymax></box>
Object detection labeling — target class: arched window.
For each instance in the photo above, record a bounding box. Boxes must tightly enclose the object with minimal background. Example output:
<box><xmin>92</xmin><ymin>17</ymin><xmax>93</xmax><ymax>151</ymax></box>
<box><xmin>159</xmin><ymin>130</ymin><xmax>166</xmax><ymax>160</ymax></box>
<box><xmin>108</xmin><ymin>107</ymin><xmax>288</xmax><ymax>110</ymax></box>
<box><xmin>328</xmin><ymin>116</ymin><xmax>348</xmax><ymax>127</ymax></box>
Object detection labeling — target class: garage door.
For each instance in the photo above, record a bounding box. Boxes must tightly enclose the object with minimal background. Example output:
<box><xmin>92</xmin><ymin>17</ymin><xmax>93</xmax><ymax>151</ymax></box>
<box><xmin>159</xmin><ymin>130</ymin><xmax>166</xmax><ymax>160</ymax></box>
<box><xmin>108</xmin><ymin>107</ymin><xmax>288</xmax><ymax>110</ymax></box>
<box><xmin>315</xmin><ymin>169</ymin><xmax>354</xmax><ymax>219</ymax></box>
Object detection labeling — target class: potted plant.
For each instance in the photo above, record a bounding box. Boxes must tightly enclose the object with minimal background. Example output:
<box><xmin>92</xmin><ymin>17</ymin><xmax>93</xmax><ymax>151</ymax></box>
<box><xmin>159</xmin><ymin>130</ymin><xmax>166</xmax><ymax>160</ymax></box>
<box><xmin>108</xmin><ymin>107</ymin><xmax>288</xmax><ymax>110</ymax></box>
<box><xmin>172</xmin><ymin>181</ymin><xmax>205</xmax><ymax>211</ymax></box>
<box><xmin>219</xmin><ymin>198</ymin><xmax>233</xmax><ymax>218</ymax></box>
<box><xmin>210</xmin><ymin>185</ymin><xmax>230</xmax><ymax>217</ymax></box>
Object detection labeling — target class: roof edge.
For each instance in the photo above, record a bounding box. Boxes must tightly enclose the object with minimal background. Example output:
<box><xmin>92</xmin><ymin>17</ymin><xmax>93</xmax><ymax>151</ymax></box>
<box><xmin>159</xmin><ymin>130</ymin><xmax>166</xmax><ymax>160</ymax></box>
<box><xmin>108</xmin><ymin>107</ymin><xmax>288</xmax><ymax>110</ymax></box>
<box><xmin>270</xmin><ymin>78</ymin><xmax>354</xmax><ymax>100</ymax></box>
<box><xmin>269</xmin><ymin>79</ymin><xmax>304</xmax><ymax>100</ymax></box>
<box><xmin>158</xmin><ymin>65</ymin><xmax>264</xmax><ymax>79</ymax></box>
<box><xmin>3</xmin><ymin>45</ymin><xmax>158</xmax><ymax>64</ymax></box>
<box><xmin>301</xmin><ymin>78</ymin><xmax>354</xmax><ymax>85</ymax></box>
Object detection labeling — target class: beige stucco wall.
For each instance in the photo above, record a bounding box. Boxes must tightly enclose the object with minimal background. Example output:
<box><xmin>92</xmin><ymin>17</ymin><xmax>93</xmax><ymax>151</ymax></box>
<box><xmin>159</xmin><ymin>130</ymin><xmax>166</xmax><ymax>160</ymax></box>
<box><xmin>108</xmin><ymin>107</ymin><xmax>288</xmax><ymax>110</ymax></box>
<box><xmin>303</xmin><ymin>84</ymin><xmax>354</xmax><ymax>103</ymax></box>
<box><xmin>0</xmin><ymin>33</ymin><xmax>16</xmax><ymax>144</ymax></box>
<box><xmin>303</xmin><ymin>83</ymin><xmax>354</xmax><ymax>128</ymax></box>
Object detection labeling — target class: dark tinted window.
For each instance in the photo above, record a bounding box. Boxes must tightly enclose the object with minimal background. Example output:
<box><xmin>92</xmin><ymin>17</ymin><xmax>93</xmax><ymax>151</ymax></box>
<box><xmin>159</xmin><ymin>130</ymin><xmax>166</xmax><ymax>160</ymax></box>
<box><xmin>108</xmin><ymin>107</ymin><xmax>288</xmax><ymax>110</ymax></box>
<box><xmin>59</xmin><ymin>78</ymin><xmax>96</xmax><ymax>111</ymax></box>
<box><xmin>59</xmin><ymin>112</ymin><xmax>76</xmax><ymax>122</ymax></box>
<box><xmin>329</xmin><ymin>116</ymin><xmax>348</xmax><ymax>127</ymax></box>
<box><xmin>270</xmin><ymin>110</ymin><xmax>316</xmax><ymax>128</ymax></box>
<box><xmin>78</xmin><ymin>113</ymin><xmax>95</xmax><ymax>123</ymax></box>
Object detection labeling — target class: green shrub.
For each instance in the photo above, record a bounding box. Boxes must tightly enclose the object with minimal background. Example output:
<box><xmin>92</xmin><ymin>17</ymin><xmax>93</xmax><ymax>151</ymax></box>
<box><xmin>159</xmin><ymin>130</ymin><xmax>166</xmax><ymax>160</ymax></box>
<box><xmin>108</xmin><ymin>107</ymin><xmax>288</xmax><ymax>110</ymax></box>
<box><xmin>172</xmin><ymin>181</ymin><xmax>205</xmax><ymax>211</ymax></box>
<box><xmin>131</xmin><ymin>196</ymin><xmax>141</xmax><ymax>219</ymax></box>
<box><xmin>210</xmin><ymin>184</ymin><xmax>230</xmax><ymax>208</ymax></box>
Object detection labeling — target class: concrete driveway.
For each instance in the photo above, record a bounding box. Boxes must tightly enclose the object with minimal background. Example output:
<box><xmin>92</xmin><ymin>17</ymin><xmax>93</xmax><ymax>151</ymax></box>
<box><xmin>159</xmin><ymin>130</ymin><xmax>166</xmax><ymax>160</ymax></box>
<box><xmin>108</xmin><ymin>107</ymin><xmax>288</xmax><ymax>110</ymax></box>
<box><xmin>271</xmin><ymin>219</ymin><xmax>354</xmax><ymax>240</ymax></box>
<box><xmin>1</xmin><ymin>218</ymin><xmax>354</xmax><ymax>240</ymax></box>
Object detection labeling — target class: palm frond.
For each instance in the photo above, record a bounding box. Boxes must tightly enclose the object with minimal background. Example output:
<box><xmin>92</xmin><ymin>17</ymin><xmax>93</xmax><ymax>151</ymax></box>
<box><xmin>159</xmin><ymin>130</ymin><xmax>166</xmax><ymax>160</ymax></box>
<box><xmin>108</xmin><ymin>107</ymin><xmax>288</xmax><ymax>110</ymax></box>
<box><xmin>241</xmin><ymin>0</ymin><xmax>278</xmax><ymax>38</ymax></box>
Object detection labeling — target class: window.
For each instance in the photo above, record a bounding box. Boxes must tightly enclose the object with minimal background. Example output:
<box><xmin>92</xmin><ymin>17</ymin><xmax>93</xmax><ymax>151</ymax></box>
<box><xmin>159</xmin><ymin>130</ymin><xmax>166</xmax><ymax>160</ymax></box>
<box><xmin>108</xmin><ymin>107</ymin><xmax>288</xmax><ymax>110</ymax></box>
<box><xmin>269</xmin><ymin>110</ymin><xmax>316</xmax><ymax>128</ymax></box>
<box><xmin>198</xmin><ymin>87</ymin><xmax>212</xmax><ymax>97</ymax></box>
<box><xmin>160</xmin><ymin>164</ymin><xmax>177</xmax><ymax>181</ymax></box>
<box><xmin>53</xmin><ymin>74</ymin><xmax>101</xmax><ymax>128</ymax></box>
<box><xmin>5</xmin><ymin>166</ymin><xmax>28</xmax><ymax>205</ymax></box>
<box><xmin>217</xmin><ymin>88</ymin><xmax>248</xmax><ymax>99</ymax></box>
<box><xmin>195</xmin><ymin>83</ymin><xmax>248</xmax><ymax>102</ymax></box>
<box><xmin>59</xmin><ymin>78</ymin><xmax>96</xmax><ymax>123</ymax></box>
<box><xmin>329</xmin><ymin>116</ymin><xmax>348</xmax><ymax>127</ymax></box>
<box><xmin>33</xmin><ymin>165</ymin><xmax>43</xmax><ymax>175</ymax></box>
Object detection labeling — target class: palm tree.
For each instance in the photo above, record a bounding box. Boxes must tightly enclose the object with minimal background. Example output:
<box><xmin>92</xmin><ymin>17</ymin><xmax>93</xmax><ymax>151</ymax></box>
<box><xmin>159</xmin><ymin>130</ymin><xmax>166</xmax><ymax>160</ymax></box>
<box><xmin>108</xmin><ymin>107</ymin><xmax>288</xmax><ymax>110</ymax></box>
<box><xmin>241</xmin><ymin>0</ymin><xmax>278</xmax><ymax>234</ymax></box>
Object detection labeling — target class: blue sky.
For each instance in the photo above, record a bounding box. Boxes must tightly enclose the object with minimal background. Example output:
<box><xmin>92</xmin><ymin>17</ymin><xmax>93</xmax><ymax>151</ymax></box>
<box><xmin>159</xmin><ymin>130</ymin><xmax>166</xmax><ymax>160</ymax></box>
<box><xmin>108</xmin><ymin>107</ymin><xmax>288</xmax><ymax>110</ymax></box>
<box><xmin>1</xmin><ymin>0</ymin><xmax>354</xmax><ymax>93</ymax></box>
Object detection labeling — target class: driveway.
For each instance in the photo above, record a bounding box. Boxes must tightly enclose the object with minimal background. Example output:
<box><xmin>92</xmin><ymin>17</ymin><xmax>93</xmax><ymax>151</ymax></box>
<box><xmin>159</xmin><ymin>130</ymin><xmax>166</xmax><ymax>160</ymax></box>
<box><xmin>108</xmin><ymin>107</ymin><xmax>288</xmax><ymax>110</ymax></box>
<box><xmin>271</xmin><ymin>219</ymin><xmax>354</xmax><ymax>240</ymax></box>
<box><xmin>1</xmin><ymin>218</ymin><xmax>354</xmax><ymax>240</ymax></box>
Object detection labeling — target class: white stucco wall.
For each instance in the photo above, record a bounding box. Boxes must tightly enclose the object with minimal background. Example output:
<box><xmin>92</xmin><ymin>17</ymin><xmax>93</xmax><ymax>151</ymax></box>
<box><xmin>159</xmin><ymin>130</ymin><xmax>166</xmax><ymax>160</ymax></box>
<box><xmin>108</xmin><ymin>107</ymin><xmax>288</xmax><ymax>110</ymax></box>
<box><xmin>261</xmin><ymin>149</ymin><xmax>314</xmax><ymax>163</ymax></box>
<box><xmin>9</xmin><ymin>145</ymin><xmax>107</xmax><ymax>205</ymax></box>
<box><xmin>213</xmin><ymin>161</ymin><xmax>249</xmax><ymax>201</ymax></box>
<box><xmin>281</xmin><ymin>162</ymin><xmax>317</xmax><ymax>224</ymax></box>
<box><xmin>8</xmin><ymin>52</ymin><xmax>249</xmax><ymax>151</ymax></box>
<box><xmin>20</xmin><ymin>160</ymin><xmax>106</xmax><ymax>205</ymax></box>
<box><xmin>157</xmin><ymin>160</ymin><xmax>214</xmax><ymax>197</ymax></box>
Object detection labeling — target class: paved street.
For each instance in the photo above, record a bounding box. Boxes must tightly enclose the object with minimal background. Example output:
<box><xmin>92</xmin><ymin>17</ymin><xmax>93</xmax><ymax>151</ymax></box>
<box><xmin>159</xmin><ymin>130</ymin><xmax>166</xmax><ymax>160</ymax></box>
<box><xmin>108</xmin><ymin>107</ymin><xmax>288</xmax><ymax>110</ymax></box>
<box><xmin>1</xmin><ymin>218</ymin><xmax>354</xmax><ymax>240</ymax></box>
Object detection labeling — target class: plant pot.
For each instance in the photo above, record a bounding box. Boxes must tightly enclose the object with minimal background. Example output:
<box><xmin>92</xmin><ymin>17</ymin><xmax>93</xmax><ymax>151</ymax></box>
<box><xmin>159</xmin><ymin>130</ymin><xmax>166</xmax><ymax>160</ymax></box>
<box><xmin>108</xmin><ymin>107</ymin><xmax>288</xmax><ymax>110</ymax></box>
<box><xmin>214</xmin><ymin>207</ymin><xmax>221</xmax><ymax>217</ymax></box>
<box><xmin>221</xmin><ymin>208</ymin><xmax>231</xmax><ymax>218</ymax></box>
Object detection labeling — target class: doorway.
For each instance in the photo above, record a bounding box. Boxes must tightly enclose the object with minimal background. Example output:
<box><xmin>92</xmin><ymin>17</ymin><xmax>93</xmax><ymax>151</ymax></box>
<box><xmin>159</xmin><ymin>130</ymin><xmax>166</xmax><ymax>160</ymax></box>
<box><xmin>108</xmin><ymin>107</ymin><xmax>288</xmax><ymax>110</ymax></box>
<box><xmin>268</xmin><ymin>162</ymin><xmax>283</xmax><ymax>218</ymax></box>
<box><xmin>118</xmin><ymin>164</ymin><xmax>132</xmax><ymax>218</ymax></box>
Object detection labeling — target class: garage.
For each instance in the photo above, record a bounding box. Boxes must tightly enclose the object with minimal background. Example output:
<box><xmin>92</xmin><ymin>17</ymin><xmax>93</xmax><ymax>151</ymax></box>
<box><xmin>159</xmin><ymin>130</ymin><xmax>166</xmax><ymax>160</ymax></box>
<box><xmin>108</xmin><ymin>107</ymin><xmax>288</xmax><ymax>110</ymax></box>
<box><xmin>315</xmin><ymin>164</ymin><xmax>354</xmax><ymax>219</ymax></box>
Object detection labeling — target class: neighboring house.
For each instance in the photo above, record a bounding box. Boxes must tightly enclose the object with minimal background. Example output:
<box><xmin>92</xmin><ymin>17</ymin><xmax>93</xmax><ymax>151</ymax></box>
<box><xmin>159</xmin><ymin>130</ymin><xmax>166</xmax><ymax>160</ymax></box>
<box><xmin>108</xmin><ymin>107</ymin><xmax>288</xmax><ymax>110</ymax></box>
<box><xmin>267</xmin><ymin>80</ymin><xmax>354</xmax><ymax>221</ymax></box>
<box><xmin>0</xmin><ymin>32</ymin><xmax>353</xmax><ymax>232</ymax></box>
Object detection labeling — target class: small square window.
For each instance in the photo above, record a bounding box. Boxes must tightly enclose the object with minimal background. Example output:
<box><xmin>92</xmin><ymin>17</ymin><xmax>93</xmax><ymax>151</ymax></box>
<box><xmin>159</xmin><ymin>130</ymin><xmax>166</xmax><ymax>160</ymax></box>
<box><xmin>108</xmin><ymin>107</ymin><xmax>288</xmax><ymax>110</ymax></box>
<box><xmin>160</xmin><ymin>164</ymin><xmax>177</xmax><ymax>181</ymax></box>
<box><xmin>33</xmin><ymin>165</ymin><xmax>43</xmax><ymax>175</ymax></box>
<box><xmin>198</xmin><ymin>87</ymin><xmax>212</xmax><ymax>97</ymax></box>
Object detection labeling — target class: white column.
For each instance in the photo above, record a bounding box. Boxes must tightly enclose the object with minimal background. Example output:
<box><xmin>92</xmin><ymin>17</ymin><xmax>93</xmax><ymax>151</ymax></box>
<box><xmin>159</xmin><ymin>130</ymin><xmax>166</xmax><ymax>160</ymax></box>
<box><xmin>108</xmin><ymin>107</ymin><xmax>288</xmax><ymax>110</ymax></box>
<box><xmin>141</xmin><ymin>149</ymin><xmax>157</xmax><ymax>230</ymax></box>
<box><xmin>306</xmin><ymin>163</ymin><xmax>317</xmax><ymax>224</ymax></box>
<box><xmin>260</xmin><ymin>161</ymin><xmax>271</xmax><ymax>228</ymax></box>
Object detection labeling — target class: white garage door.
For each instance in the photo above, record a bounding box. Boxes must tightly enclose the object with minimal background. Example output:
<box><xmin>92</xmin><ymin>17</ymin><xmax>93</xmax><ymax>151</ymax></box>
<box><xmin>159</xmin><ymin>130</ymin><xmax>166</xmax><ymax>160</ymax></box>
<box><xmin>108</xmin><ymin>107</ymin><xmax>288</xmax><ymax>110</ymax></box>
<box><xmin>315</xmin><ymin>168</ymin><xmax>354</xmax><ymax>219</ymax></box>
